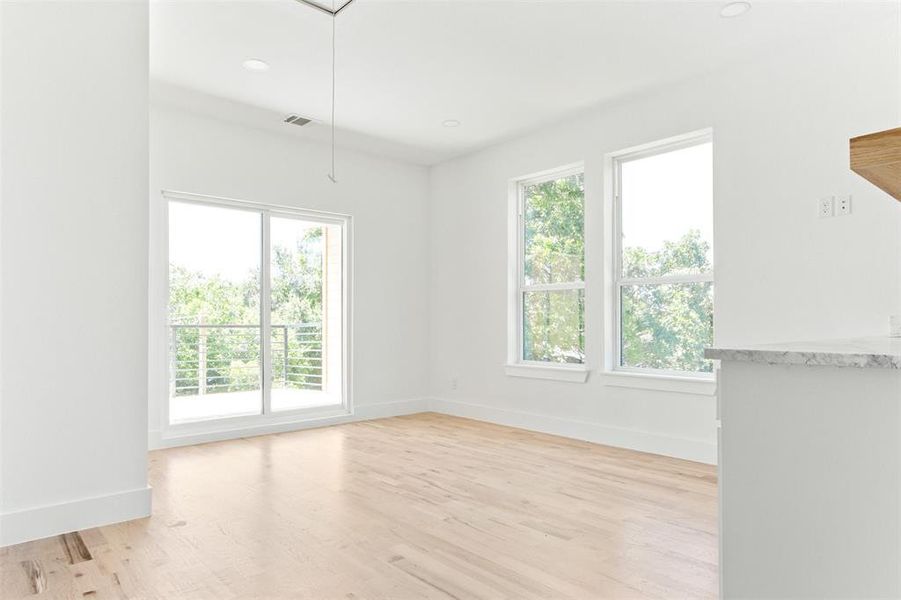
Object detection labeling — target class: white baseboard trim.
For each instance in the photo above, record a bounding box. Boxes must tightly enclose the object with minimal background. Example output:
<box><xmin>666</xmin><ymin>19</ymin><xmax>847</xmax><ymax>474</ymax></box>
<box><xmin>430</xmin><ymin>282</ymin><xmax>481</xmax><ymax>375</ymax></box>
<box><xmin>429</xmin><ymin>397</ymin><xmax>717</xmax><ymax>465</ymax></box>
<box><xmin>0</xmin><ymin>486</ymin><xmax>152</xmax><ymax>548</ymax></box>
<box><xmin>149</xmin><ymin>398</ymin><xmax>429</xmax><ymax>450</ymax></box>
<box><xmin>355</xmin><ymin>398</ymin><xmax>430</xmax><ymax>419</ymax></box>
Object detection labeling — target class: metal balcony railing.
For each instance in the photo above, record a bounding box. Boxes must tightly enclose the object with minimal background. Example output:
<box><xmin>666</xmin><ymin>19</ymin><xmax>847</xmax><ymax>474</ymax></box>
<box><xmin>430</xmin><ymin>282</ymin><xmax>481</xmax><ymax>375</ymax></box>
<box><xmin>169</xmin><ymin>323</ymin><xmax>323</xmax><ymax>397</ymax></box>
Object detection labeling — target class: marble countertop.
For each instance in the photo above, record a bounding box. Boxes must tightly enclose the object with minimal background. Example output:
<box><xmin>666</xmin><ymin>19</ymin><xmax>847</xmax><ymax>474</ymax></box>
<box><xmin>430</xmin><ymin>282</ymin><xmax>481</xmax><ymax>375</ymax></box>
<box><xmin>705</xmin><ymin>337</ymin><xmax>901</xmax><ymax>369</ymax></box>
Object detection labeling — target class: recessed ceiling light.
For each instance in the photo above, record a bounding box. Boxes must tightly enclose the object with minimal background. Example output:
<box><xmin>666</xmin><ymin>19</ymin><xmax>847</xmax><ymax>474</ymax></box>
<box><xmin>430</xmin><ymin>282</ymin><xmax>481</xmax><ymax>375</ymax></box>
<box><xmin>442</xmin><ymin>119</ymin><xmax>461</xmax><ymax>128</ymax></box>
<box><xmin>720</xmin><ymin>1</ymin><xmax>751</xmax><ymax>17</ymax></box>
<box><xmin>242</xmin><ymin>59</ymin><xmax>270</xmax><ymax>72</ymax></box>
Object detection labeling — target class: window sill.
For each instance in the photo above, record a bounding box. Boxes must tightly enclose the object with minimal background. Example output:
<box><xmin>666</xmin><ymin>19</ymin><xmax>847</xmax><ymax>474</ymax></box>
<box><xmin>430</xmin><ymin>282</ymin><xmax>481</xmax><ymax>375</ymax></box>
<box><xmin>601</xmin><ymin>370</ymin><xmax>716</xmax><ymax>396</ymax></box>
<box><xmin>505</xmin><ymin>363</ymin><xmax>589</xmax><ymax>383</ymax></box>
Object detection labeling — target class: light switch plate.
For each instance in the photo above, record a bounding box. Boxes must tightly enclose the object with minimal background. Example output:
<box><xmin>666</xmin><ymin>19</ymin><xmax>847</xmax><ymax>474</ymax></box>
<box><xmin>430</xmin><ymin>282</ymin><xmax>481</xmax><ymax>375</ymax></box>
<box><xmin>836</xmin><ymin>195</ymin><xmax>852</xmax><ymax>216</ymax></box>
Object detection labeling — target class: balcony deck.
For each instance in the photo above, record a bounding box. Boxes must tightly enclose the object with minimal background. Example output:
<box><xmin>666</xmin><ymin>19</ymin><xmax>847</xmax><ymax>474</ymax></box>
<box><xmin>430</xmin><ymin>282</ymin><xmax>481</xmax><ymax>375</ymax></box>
<box><xmin>170</xmin><ymin>388</ymin><xmax>340</xmax><ymax>424</ymax></box>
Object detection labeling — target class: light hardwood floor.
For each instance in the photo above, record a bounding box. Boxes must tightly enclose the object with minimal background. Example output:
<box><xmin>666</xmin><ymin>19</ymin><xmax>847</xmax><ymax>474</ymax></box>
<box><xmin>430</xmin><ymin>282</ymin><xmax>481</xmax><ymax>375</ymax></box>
<box><xmin>0</xmin><ymin>413</ymin><xmax>717</xmax><ymax>599</ymax></box>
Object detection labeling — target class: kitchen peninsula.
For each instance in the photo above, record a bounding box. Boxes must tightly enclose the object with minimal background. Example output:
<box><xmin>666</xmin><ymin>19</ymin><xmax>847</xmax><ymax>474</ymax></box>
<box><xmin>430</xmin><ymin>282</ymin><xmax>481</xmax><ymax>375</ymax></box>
<box><xmin>707</xmin><ymin>337</ymin><xmax>901</xmax><ymax>597</ymax></box>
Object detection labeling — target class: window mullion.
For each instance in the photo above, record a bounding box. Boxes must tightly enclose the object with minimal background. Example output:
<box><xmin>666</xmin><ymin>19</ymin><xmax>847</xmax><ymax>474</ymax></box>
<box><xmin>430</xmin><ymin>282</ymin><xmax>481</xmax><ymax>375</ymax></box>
<box><xmin>517</xmin><ymin>187</ymin><xmax>525</xmax><ymax>361</ymax></box>
<box><xmin>617</xmin><ymin>273</ymin><xmax>714</xmax><ymax>286</ymax></box>
<box><xmin>522</xmin><ymin>281</ymin><xmax>585</xmax><ymax>292</ymax></box>
<box><xmin>260</xmin><ymin>211</ymin><xmax>272</xmax><ymax>415</ymax></box>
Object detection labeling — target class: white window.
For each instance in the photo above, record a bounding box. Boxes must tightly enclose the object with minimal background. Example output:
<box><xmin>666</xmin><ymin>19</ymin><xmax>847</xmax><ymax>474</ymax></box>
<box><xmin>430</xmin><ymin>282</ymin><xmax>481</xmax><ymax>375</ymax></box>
<box><xmin>612</xmin><ymin>134</ymin><xmax>714</xmax><ymax>377</ymax></box>
<box><xmin>510</xmin><ymin>166</ymin><xmax>585</xmax><ymax>372</ymax></box>
<box><xmin>164</xmin><ymin>194</ymin><xmax>349</xmax><ymax>427</ymax></box>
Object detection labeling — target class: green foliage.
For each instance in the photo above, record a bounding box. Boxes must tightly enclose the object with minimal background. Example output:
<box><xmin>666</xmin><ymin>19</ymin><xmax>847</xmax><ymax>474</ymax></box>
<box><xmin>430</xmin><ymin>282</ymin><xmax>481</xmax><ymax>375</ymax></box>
<box><xmin>621</xmin><ymin>230</ymin><xmax>713</xmax><ymax>373</ymax></box>
<box><xmin>270</xmin><ymin>228</ymin><xmax>323</xmax><ymax>325</ymax></box>
<box><xmin>169</xmin><ymin>266</ymin><xmax>260</xmax><ymax>326</ymax></box>
<box><xmin>521</xmin><ymin>174</ymin><xmax>586</xmax><ymax>364</ymax></box>
<box><xmin>523</xmin><ymin>174</ymin><xmax>584</xmax><ymax>285</ymax></box>
<box><xmin>623</xmin><ymin>229</ymin><xmax>710</xmax><ymax>279</ymax></box>
<box><xmin>523</xmin><ymin>289</ymin><xmax>584</xmax><ymax>364</ymax></box>
<box><xmin>518</xmin><ymin>171</ymin><xmax>713</xmax><ymax>372</ymax></box>
<box><xmin>169</xmin><ymin>227</ymin><xmax>326</xmax><ymax>396</ymax></box>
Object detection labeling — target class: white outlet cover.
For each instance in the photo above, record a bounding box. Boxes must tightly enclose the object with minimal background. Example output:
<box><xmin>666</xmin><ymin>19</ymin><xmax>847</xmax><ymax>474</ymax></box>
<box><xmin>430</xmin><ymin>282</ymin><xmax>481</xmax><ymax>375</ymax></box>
<box><xmin>819</xmin><ymin>196</ymin><xmax>834</xmax><ymax>218</ymax></box>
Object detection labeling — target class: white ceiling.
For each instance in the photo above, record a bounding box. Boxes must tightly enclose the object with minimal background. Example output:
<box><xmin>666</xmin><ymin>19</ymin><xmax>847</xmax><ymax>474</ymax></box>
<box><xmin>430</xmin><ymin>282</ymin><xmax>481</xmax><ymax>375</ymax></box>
<box><xmin>151</xmin><ymin>0</ymin><xmax>893</xmax><ymax>165</ymax></box>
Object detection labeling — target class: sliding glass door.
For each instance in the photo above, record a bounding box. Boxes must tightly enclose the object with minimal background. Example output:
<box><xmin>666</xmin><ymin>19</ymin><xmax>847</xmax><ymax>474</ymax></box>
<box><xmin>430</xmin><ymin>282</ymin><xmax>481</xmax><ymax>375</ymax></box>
<box><xmin>168</xmin><ymin>202</ymin><xmax>263</xmax><ymax>422</ymax></box>
<box><xmin>167</xmin><ymin>198</ymin><xmax>346</xmax><ymax>426</ymax></box>
<box><xmin>268</xmin><ymin>215</ymin><xmax>344</xmax><ymax>412</ymax></box>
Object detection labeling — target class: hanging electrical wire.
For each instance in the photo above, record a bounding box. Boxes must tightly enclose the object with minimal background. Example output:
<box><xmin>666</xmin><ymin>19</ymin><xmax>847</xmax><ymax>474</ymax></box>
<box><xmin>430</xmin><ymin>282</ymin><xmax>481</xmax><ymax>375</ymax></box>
<box><xmin>327</xmin><ymin>0</ymin><xmax>337</xmax><ymax>183</ymax></box>
<box><xmin>294</xmin><ymin>0</ymin><xmax>355</xmax><ymax>183</ymax></box>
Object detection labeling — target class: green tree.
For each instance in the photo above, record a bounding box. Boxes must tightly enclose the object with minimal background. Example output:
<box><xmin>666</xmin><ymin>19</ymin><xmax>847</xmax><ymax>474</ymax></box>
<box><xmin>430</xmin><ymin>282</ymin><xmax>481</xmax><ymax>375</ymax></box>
<box><xmin>269</xmin><ymin>228</ymin><xmax>324</xmax><ymax>391</ymax></box>
<box><xmin>169</xmin><ymin>227</ymin><xmax>326</xmax><ymax>396</ymax></box>
<box><xmin>270</xmin><ymin>228</ymin><xmax>323</xmax><ymax>325</ymax></box>
<box><xmin>621</xmin><ymin>230</ymin><xmax>713</xmax><ymax>373</ymax></box>
<box><xmin>518</xmin><ymin>171</ymin><xmax>713</xmax><ymax>372</ymax></box>
<box><xmin>521</xmin><ymin>174</ymin><xmax>585</xmax><ymax>363</ymax></box>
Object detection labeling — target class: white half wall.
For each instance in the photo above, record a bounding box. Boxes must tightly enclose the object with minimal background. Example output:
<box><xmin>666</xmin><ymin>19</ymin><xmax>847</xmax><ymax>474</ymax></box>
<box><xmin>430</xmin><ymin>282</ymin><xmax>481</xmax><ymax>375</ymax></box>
<box><xmin>0</xmin><ymin>1</ymin><xmax>151</xmax><ymax>546</ymax></box>
<box><xmin>427</xmin><ymin>9</ymin><xmax>901</xmax><ymax>465</ymax></box>
<box><xmin>148</xmin><ymin>101</ymin><xmax>431</xmax><ymax>444</ymax></box>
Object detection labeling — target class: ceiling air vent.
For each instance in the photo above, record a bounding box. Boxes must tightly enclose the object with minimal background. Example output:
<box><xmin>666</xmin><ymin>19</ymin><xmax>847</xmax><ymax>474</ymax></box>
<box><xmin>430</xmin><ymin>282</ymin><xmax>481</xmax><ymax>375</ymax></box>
<box><xmin>284</xmin><ymin>114</ymin><xmax>312</xmax><ymax>127</ymax></box>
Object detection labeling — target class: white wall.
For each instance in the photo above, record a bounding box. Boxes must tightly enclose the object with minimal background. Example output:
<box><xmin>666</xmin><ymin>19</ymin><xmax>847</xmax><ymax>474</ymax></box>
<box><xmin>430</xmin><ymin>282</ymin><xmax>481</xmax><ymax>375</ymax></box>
<box><xmin>0</xmin><ymin>1</ymin><xmax>151</xmax><ymax>546</ymax></box>
<box><xmin>1</xmin><ymin>0</ymin><xmax>896</xmax><ymax>550</ymax></box>
<box><xmin>148</xmin><ymin>103</ymin><xmax>431</xmax><ymax>445</ymax></box>
<box><xmin>427</xmin><ymin>12</ymin><xmax>901</xmax><ymax>464</ymax></box>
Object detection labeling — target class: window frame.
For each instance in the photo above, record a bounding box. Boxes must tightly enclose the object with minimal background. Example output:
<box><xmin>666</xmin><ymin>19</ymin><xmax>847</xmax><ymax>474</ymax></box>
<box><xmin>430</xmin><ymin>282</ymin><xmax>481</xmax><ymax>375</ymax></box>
<box><xmin>610</xmin><ymin>132</ymin><xmax>714</xmax><ymax>380</ymax></box>
<box><xmin>508</xmin><ymin>163</ymin><xmax>588</xmax><ymax>380</ymax></box>
<box><xmin>154</xmin><ymin>190</ymin><xmax>353</xmax><ymax>446</ymax></box>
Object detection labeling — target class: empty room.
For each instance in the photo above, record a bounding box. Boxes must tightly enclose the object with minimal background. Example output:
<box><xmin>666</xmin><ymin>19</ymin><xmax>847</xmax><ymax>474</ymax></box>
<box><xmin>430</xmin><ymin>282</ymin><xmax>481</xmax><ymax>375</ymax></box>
<box><xmin>1</xmin><ymin>0</ymin><xmax>900</xmax><ymax>598</ymax></box>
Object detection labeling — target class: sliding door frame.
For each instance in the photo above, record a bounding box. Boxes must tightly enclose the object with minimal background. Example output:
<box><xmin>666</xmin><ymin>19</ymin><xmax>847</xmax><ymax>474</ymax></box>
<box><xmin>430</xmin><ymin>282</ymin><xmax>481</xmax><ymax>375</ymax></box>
<box><xmin>152</xmin><ymin>190</ymin><xmax>353</xmax><ymax>447</ymax></box>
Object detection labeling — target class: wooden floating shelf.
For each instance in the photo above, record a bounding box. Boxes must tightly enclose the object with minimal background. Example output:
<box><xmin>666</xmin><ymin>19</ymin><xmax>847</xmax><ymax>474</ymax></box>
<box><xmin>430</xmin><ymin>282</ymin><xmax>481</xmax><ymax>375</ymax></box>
<box><xmin>851</xmin><ymin>127</ymin><xmax>901</xmax><ymax>201</ymax></box>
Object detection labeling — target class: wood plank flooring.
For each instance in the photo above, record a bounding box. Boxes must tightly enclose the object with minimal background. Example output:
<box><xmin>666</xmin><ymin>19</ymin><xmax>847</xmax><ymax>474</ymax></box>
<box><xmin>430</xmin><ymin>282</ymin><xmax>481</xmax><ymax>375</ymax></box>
<box><xmin>0</xmin><ymin>413</ymin><xmax>717</xmax><ymax>599</ymax></box>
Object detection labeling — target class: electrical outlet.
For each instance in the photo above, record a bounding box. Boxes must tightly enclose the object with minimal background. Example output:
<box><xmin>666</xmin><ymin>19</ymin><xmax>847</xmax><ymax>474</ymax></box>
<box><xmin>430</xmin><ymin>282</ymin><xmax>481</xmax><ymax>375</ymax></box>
<box><xmin>818</xmin><ymin>196</ymin><xmax>834</xmax><ymax>219</ymax></box>
<box><xmin>450</xmin><ymin>377</ymin><xmax>458</xmax><ymax>391</ymax></box>
<box><xmin>836</xmin><ymin>195</ymin><xmax>852</xmax><ymax>216</ymax></box>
